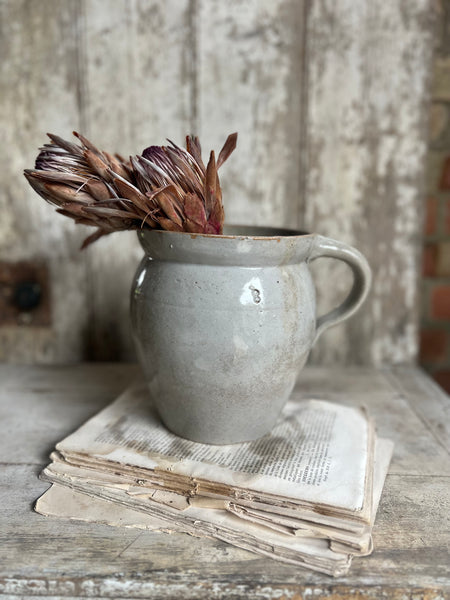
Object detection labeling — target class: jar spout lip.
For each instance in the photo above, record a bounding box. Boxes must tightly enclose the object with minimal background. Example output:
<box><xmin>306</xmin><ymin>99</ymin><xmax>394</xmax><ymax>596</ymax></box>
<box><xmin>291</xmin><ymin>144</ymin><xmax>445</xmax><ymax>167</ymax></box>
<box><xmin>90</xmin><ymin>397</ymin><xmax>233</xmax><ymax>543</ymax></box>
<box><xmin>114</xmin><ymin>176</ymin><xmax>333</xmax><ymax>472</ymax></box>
<box><xmin>136</xmin><ymin>226</ymin><xmax>315</xmax><ymax>267</ymax></box>
<box><xmin>222</xmin><ymin>225</ymin><xmax>310</xmax><ymax>237</ymax></box>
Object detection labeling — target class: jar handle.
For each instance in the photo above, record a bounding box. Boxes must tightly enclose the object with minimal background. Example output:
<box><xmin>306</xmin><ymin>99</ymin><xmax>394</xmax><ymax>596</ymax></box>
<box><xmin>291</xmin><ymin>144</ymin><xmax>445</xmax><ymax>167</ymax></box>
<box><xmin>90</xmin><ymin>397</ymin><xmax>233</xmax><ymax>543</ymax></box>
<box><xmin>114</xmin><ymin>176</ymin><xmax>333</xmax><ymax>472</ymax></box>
<box><xmin>309</xmin><ymin>234</ymin><xmax>372</xmax><ymax>345</ymax></box>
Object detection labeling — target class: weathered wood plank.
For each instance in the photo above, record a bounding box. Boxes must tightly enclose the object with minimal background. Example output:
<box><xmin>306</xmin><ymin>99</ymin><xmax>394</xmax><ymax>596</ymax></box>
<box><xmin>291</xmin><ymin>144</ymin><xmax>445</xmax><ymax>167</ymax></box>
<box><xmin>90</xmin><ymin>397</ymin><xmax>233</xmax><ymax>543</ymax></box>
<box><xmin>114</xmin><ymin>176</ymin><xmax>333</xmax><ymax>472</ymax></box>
<box><xmin>79</xmin><ymin>0</ymin><xmax>193</xmax><ymax>360</ymax></box>
<box><xmin>0</xmin><ymin>0</ymin><xmax>90</xmax><ymax>363</ymax></box>
<box><xmin>3</xmin><ymin>363</ymin><xmax>449</xmax><ymax>476</ymax></box>
<box><xmin>0</xmin><ymin>365</ymin><xmax>449</xmax><ymax>597</ymax></box>
<box><xmin>0</xmin><ymin>363</ymin><xmax>138</xmax><ymax>464</ymax></box>
<box><xmin>303</xmin><ymin>0</ymin><xmax>434</xmax><ymax>366</ymax></box>
<box><xmin>295</xmin><ymin>366</ymin><xmax>450</xmax><ymax>476</ymax></box>
<box><xmin>387</xmin><ymin>365</ymin><xmax>450</xmax><ymax>452</ymax></box>
<box><xmin>0</xmin><ymin>471</ymin><xmax>449</xmax><ymax>597</ymax></box>
<box><xmin>0</xmin><ymin>363</ymin><xmax>138</xmax><ymax>393</ymax></box>
<box><xmin>197</xmin><ymin>0</ymin><xmax>306</xmax><ymax>229</ymax></box>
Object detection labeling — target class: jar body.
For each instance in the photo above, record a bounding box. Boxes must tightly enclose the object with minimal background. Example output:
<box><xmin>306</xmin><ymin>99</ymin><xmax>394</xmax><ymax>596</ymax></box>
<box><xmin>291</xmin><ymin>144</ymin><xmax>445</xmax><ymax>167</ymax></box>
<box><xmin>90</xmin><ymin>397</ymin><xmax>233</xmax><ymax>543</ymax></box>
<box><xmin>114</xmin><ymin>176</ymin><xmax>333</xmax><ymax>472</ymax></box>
<box><xmin>130</xmin><ymin>230</ymin><xmax>316</xmax><ymax>444</ymax></box>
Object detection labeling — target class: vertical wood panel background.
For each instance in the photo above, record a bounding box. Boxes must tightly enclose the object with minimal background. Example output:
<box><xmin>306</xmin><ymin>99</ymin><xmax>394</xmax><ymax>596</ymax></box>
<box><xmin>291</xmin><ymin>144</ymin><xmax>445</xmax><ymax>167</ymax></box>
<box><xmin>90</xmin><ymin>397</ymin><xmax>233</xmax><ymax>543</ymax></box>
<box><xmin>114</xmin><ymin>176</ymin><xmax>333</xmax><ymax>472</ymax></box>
<box><xmin>304</xmin><ymin>0</ymin><xmax>434</xmax><ymax>365</ymax></box>
<box><xmin>0</xmin><ymin>0</ymin><xmax>434</xmax><ymax>365</ymax></box>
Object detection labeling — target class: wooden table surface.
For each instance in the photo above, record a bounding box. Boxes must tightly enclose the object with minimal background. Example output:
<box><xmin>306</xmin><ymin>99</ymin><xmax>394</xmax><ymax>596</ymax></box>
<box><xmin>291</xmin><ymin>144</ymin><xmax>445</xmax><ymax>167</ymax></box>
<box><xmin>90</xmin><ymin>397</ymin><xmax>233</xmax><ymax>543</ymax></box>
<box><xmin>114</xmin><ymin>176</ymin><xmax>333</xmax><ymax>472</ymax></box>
<box><xmin>0</xmin><ymin>364</ymin><xmax>449</xmax><ymax>599</ymax></box>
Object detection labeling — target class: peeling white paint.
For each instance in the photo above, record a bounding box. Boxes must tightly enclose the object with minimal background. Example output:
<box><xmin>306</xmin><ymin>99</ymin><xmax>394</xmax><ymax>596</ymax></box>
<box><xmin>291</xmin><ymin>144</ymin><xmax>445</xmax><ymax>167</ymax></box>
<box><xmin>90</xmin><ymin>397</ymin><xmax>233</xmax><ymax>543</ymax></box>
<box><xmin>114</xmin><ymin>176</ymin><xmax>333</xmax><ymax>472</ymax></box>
<box><xmin>304</xmin><ymin>0</ymin><xmax>432</xmax><ymax>365</ymax></box>
<box><xmin>0</xmin><ymin>0</ymin><xmax>433</xmax><ymax>365</ymax></box>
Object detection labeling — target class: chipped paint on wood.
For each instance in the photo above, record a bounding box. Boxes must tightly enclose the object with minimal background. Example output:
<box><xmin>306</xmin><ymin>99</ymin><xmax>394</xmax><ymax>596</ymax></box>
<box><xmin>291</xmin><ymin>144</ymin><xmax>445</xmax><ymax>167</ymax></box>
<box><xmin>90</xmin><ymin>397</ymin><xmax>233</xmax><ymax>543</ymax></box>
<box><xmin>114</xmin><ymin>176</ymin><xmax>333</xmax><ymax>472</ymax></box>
<box><xmin>79</xmin><ymin>0</ymin><xmax>193</xmax><ymax>359</ymax></box>
<box><xmin>0</xmin><ymin>0</ymin><xmax>90</xmax><ymax>362</ymax></box>
<box><xmin>0</xmin><ymin>0</ymin><xmax>435</xmax><ymax>364</ymax></box>
<box><xmin>303</xmin><ymin>0</ymin><xmax>434</xmax><ymax>365</ymax></box>
<box><xmin>198</xmin><ymin>0</ymin><xmax>306</xmax><ymax>230</ymax></box>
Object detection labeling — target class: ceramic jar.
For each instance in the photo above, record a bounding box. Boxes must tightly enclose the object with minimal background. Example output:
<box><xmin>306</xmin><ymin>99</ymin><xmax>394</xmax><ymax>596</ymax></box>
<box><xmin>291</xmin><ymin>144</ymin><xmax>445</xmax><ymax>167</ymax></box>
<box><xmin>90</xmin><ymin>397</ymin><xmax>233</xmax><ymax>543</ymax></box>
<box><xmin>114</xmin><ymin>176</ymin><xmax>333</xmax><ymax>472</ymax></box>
<box><xmin>130</xmin><ymin>226</ymin><xmax>371</xmax><ymax>444</ymax></box>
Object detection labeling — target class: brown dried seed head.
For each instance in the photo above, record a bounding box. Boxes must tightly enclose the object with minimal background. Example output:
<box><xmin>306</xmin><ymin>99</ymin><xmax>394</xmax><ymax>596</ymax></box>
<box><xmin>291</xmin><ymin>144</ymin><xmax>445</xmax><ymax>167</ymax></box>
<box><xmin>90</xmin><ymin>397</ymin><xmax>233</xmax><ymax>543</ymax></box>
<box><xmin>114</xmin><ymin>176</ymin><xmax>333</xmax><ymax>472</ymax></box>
<box><xmin>85</xmin><ymin>179</ymin><xmax>113</xmax><ymax>202</ymax></box>
<box><xmin>103</xmin><ymin>152</ymin><xmax>130</xmax><ymax>181</ymax></box>
<box><xmin>155</xmin><ymin>192</ymin><xmax>184</xmax><ymax>227</ymax></box>
<box><xmin>217</xmin><ymin>132</ymin><xmax>238</xmax><ymax>169</ymax></box>
<box><xmin>73</xmin><ymin>131</ymin><xmax>100</xmax><ymax>153</ymax></box>
<box><xmin>205</xmin><ymin>223</ymin><xmax>218</xmax><ymax>234</ymax></box>
<box><xmin>140</xmin><ymin>211</ymin><xmax>158</xmax><ymax>228</ymax></box>
<box><xmin>84</xmin><ymin>149</ymin><xmax>111</xmax><ymax>181</ymax></box>
<box><xmin>26</xmin><ymin>130</ymin><xmax>238</xmax><ymax>245</ymax></box>
<box><xmin>184</xmin><ymin>218</ymin><xmax>204</xmax><ymax>233</ymax></box>
<box><xmin>56</xmin><ymin>208</ymin><xmax>93</xmax><ymax>226</ymax></box>
<box><xmin>186</xmin><ymin>135</ymin><xmax>205</xmax><ymax>172</ymax></box>
<box><xmin>206</xmin><ymin>150</ymin><xmax>217</xmax><ymax>195</ymax></box>
<box><xmin>210</xmin><ymin>196</ymin><xmax>225</xmax><ymax>230</ymax></box>
<box><xmin>158</xmin><ymin>217</ymin><xmax>184</xmax><ymax>232</ymax></box>
<box><xmin>82</xmin><ymin>206</ymin><xmax>138</xmax><ymax>220</ymax></box>
<box><xmin>113</xmin><ymin>178</ymin><xmax>148</xmax><ymax>212</ymax></box>
<box><xmin>47</xmin><ymin>133</ymin><xmax>83</xmax><ymax>156</ymax></box>
<box><xmin>57</xmin><ymin>204</ymin><xmax>88</xmax><ymax>217</ymax></box>
<box><xmin>44</xmin><ymin>183</ymin><xmax>94</xmax><ymax>205</ymax></box>
<box><xmin>184</xmin><ymin>193</ymin><xmax>207</xmax><ymax>227</ymax></box>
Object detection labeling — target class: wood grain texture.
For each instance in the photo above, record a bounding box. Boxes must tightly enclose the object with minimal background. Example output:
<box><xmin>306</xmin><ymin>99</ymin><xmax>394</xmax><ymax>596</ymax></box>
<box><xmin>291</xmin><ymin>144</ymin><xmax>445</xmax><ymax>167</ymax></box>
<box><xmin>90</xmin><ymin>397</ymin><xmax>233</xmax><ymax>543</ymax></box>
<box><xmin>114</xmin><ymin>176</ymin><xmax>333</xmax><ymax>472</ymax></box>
<box><xmin>0</xmin><ymin>364</ymin><xmax>449</xmax><ymax>599</ymax></box>
<box><xmin>303</xmin><ymin>0</ymin><xmax>434</xmax><ymax>366</ymax></box>
<box><xmin>78</xmin><ymin>0</ymin><xmax>193</xmax><ymax>360</ymax></box>
<box><xmin>387</xmin><ymin>365</ymin><xmax>450</xmax><ymax>452</ymax></box>
<box><xmin>0</xmin><ymin>0</ymin><xmax>90</xmax><ymax>363</ymax></box>
<box><xmin>0</xmin><ymin>0</ymin><xmax>435</xmax><ymax>365</ymax></box>
<box><xmin>197</xmin><ymin>0</ymin><xmax>306</xmax><ymax>229</ymax></box>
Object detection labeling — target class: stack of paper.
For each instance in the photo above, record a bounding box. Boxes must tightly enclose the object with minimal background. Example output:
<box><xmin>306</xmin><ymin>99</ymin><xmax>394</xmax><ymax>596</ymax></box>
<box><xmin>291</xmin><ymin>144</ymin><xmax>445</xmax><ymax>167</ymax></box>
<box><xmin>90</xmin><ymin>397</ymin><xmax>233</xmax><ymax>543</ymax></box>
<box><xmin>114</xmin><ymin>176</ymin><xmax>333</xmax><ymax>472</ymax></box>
<box><xmin>36</xmin><ymin>384</ymin><xmax>393</xmax><ymax>577</ymax></box>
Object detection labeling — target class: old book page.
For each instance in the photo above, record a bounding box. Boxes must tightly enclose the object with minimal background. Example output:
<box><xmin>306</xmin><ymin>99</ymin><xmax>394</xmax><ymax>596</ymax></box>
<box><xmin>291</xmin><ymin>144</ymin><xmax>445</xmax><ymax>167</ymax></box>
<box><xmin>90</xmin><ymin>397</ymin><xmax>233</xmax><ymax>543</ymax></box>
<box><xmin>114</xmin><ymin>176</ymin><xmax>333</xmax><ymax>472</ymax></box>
<box><xmin>36</xmin><ymin>482</ymin><xmax>352</xmax><ymax>577</ymax></box>
<box><xmin>40</xmin><ymin>437</ymin><xmax>392</xmax><ymax>556</ymax></box>
<box><xmin>225</xmin><ymin>437</ymin><xmax>393</xmax><ymax>554</ymax></box>
<box><xmin>55</xmin><ymin>385</ymin><xmax>373</xmax><ymax>518</ymax></box>
<box><xmin>36</xmin><ymin>484</ymin><xmax>169</xmax><ymax>531</ymax></box>
<box><xmin>37</xmin><ymin>436</ymin><xmax>393</xmax><ymax>574</ymax></box>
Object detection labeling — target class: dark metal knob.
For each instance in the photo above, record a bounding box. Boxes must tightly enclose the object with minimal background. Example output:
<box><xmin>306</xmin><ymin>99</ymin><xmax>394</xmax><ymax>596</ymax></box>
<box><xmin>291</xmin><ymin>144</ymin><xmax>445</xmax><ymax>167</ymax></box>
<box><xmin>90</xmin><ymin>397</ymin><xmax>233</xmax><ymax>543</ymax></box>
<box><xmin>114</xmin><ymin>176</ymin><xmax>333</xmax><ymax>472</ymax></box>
<box><xmin>13</xmin><ymin>281</ymin><xmax>42</xmax><ymax>311</ymax></box>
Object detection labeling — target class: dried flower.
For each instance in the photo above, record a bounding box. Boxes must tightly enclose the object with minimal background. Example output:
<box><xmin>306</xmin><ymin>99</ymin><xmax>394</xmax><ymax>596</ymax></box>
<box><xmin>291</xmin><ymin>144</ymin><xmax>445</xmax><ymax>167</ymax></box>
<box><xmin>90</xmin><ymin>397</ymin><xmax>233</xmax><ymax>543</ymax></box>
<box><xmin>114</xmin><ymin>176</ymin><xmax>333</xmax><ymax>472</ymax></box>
<box><xmin>24</xmin><ymin>131</ymin><xmax>237</xmax><ymax>247</ymax></box>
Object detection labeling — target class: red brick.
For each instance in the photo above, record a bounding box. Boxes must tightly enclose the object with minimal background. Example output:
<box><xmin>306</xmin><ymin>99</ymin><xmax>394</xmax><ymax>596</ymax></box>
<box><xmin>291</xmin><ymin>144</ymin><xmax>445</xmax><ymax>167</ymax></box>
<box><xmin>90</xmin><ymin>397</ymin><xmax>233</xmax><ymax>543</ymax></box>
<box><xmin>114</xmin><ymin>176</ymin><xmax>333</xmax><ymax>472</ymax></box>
<box><xmin>433</xmin><ymin>370</ymin><xmax>450</xmax><ymax>394</ymax></box>
<box><xmin>445</xmin><ymin>198</ymin><xmax>450</xmax><ymax>234</ymax></box>
<box><xmin>424</xmin><ymin>197</ymin><xmax>437</xmax><ymax>236</ymax></box>
<box><xmin>422</xmin><ymin>244</ymin><xmax>438</xmax><ymax>277</ymax></box>
<box><xmin>431</xmin><ymin>285</ymin><xmax>450</xmax><ymax>319</ymax></box>
<box><xmin>419</xmin><ymin>329</ymin><xmax>447</xmax><ymax>363</ymax></box>
<box><xmin>440</xmin><ymin>156</ymin><xmax>450</xmax><ymax>190</ymax></box>
<box><xmin>436</xmin><ymin>241</ymin><xmax>450</xmax><ymax>277</ymax></box>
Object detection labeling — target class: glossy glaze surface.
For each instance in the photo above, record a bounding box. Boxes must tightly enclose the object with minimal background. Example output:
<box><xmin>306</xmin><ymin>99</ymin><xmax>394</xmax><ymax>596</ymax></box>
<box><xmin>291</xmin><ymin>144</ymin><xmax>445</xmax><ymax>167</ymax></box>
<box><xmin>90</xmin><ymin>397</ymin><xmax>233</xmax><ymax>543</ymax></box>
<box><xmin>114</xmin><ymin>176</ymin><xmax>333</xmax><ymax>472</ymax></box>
<box><xmin>131</xmin><ymin>227</ymin><xmax>371</xmax><ymax>443</ymax></box>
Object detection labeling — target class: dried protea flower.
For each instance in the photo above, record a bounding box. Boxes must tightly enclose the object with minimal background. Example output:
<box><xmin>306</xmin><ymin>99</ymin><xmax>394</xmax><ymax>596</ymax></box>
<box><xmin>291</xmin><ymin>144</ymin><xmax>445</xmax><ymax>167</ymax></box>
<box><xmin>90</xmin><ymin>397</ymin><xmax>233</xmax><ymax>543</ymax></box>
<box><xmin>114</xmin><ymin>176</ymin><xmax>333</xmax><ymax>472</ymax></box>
<box><xmin>24</xmin><ymin>131</ymin><xmax>237</xmax><ymax>247</ymax></box>
<box><xmin>24</xmin><ymin>132</ymin><xmax>142</xmax><ymax>247</ymax></box>
<box><xmin>133</xmin><ymin>133</ymin><xmax>237</xmax><ymax>234</ymax></box>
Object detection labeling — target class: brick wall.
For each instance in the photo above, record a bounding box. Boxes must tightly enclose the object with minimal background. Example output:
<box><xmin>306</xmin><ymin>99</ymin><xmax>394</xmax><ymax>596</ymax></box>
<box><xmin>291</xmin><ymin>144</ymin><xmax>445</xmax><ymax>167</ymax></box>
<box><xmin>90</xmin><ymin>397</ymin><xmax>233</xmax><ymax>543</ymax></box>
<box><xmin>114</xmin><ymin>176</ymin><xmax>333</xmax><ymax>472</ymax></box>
<box><xmin>420</xmin><ymin>1</ymin><xmax>450</xmax><ymax>393</ymax></box>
